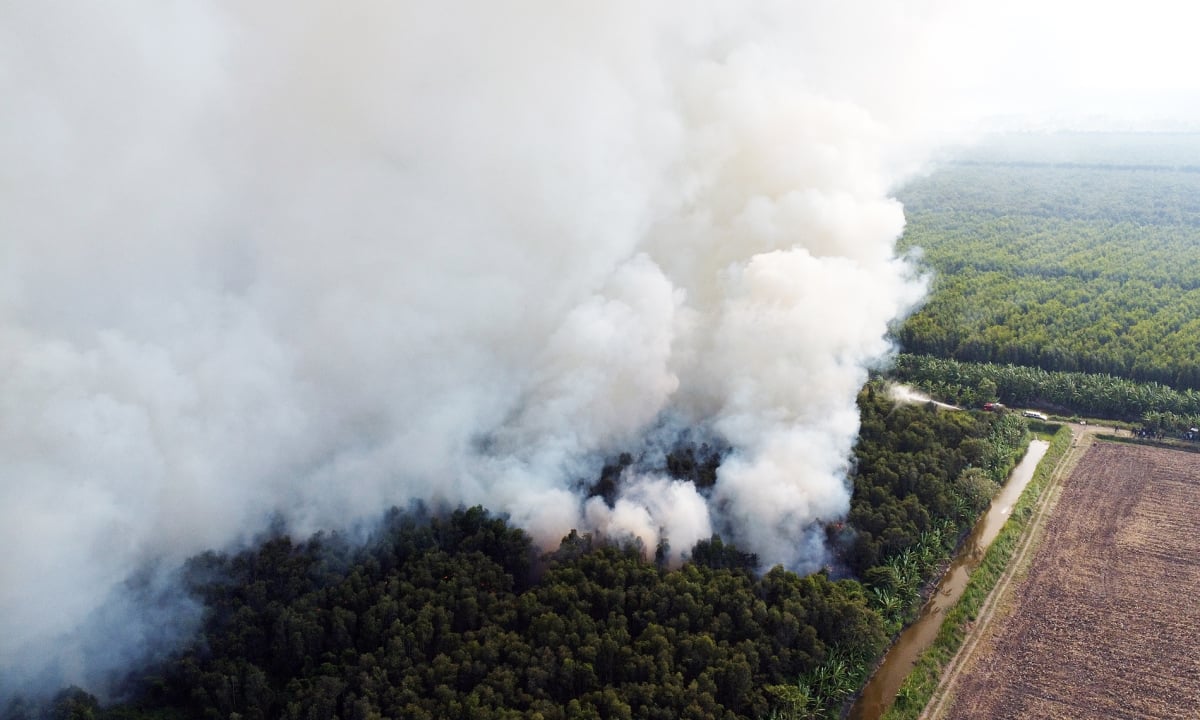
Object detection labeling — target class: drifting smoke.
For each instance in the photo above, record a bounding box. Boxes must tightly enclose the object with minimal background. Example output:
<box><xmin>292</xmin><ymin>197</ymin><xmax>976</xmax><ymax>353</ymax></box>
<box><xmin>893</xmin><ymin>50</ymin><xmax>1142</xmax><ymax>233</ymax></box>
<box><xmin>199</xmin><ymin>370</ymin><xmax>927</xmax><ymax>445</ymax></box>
<box><xmin>887</xmin><ymin>383</ymin><xmax>961</xmax><ymax>410</ymax></box>
<box><xmin>888</xmin><ymin>384</ymin><xmax>936</xmax><ymax>405</ymax></box>
<box><xmin>1</xmin><ymin>0</ymin><xmax>963</xmax><ymax>698</ymax></box>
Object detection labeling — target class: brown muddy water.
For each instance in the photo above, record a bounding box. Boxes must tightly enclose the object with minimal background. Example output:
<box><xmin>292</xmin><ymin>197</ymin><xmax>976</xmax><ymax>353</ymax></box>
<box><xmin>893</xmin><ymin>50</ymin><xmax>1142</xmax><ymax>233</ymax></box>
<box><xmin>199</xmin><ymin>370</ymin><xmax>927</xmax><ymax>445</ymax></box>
<box><xmin>846</xmin><ymin>439</ymin><xmax>1050</xmax><ymax>720</ymax></box>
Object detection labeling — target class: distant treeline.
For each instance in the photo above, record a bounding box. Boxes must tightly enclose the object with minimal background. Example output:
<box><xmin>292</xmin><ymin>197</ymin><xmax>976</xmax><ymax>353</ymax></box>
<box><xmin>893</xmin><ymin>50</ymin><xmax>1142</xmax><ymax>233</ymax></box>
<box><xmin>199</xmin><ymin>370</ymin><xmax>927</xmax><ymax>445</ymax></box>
<box><xmin>945</xmin><ymin>133</ymin><xmax>1200</xmax><ymax>169</ymax></box>
<box><xmin>955</xmin><ymin>160</ymin><xmax>1200</xmax><ymax>174</ymax></box>
<box><xmin>9</xmin><ymin>390</ymin><xmax>1033</xmax><ymax>720</ymax></box>
<box><xmin>900</xmin><ymin>162</ymin><xmax>1200</xmax><ymax>226</ymax></box>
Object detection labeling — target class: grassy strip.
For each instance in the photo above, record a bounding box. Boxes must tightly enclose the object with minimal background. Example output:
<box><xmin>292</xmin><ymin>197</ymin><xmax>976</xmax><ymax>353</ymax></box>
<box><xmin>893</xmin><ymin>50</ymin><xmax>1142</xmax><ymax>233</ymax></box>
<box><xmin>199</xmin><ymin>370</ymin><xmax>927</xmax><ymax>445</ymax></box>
<box><xmin>881</xmin><ymin>424</ymin><xmax>1073</xmax><ymax>720</ymax></box>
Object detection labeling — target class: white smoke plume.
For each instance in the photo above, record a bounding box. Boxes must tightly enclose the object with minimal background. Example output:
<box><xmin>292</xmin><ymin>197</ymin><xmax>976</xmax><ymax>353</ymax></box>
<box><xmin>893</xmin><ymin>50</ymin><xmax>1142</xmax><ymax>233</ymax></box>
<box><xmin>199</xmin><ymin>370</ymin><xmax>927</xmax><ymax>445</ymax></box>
<box><xmin>1</xmin><ymin>0</ymin><xmax>958</xmax><ymax>697</ymax></box>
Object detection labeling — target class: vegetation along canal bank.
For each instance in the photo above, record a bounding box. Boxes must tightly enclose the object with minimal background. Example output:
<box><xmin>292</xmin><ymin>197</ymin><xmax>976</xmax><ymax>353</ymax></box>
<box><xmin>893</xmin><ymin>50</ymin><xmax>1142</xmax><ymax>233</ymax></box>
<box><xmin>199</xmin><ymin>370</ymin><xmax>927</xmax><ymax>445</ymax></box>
<box><xmin>876</xmin><ymin>424</ymin><xmax>1073</xmax><ymax>719</ymax></box>
<box><xmin>847</xmin><ymin>426</ymin><xmax>1061</xmax><ymax>720</ymax></box>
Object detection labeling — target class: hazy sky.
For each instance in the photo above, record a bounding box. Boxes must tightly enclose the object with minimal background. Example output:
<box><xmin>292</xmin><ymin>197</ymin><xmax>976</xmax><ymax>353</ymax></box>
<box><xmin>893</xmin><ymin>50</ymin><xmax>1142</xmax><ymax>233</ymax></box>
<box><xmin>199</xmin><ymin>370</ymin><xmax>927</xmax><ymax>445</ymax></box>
<box><xmin>945</xmin><ymin>1</ymin><xmax>1200</xmax><ymax>130</ymax></box>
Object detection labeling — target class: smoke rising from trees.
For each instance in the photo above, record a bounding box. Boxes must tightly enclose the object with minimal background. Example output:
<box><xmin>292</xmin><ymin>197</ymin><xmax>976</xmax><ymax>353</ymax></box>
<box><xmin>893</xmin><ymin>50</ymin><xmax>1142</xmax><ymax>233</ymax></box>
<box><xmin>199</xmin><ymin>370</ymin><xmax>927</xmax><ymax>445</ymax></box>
<box><xmin>1</xmin><ymin>0</ymin><xmax>966</xmax><ymax>697</ymax></box>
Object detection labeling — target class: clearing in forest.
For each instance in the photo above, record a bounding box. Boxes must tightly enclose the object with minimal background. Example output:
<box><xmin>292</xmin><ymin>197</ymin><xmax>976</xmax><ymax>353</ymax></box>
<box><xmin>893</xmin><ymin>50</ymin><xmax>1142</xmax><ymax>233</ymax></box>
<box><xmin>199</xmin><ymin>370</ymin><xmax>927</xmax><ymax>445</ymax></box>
<box><xmin>945</xmin><ymin>442</ymin><xmax>1200</xmax><ymax>718</ymax></box>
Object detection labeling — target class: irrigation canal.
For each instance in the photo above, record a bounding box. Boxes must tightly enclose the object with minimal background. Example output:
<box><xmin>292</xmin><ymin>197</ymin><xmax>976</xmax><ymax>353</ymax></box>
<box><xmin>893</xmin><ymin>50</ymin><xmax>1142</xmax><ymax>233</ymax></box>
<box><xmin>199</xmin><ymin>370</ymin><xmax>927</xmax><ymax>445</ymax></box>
<box><xmin>846</xmin><ymin>439</ymin><xmax>1050</xmax><ymax>720</ymax></box>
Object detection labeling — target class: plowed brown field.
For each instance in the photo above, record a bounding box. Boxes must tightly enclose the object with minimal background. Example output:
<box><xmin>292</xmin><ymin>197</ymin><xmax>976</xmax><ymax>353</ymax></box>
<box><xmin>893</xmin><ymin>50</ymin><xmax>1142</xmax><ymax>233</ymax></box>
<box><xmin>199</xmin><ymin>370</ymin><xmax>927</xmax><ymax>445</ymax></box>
<box><xmin>946</xmin><ymin>442</ymin><xmax>1200</xmax><ymax>719</ymax></box>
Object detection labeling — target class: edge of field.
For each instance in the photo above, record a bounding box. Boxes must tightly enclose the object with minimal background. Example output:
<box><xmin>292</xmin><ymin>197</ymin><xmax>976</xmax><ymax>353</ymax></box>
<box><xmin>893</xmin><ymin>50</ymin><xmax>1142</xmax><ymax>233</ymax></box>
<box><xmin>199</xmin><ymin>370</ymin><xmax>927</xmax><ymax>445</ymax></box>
<box><xmin>878</xmin><ymin>423</ymin><xmax>1075</xmax><ymax>720</ymax></box>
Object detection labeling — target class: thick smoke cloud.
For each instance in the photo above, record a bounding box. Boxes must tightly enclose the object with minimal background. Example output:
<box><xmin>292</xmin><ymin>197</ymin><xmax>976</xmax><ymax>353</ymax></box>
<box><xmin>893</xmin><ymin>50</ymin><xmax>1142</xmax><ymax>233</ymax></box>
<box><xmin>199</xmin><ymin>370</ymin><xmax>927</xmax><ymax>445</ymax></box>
<box><xmin>1</xmin><ymin>0</ymin><xmax>955</xmax><ymax>696</ymax></box>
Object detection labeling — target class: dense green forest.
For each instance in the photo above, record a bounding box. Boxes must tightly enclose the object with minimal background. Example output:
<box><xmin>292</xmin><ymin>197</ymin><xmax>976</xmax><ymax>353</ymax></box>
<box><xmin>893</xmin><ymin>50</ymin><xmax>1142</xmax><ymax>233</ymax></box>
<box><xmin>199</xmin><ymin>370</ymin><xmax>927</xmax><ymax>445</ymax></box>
<box><xmin>10</xmin><ymin>390</ymin><xmax>1028</xmax><ymax>720</ymax></box>
<box><xmin>897</xmin><ymin>137</ymin><xmax>1200</xmax><ymax>389</ymax></box>
<box><xmin>846</xmin><ymin>388</ymin><xmax>1026</xmax><ymax>577</ymax></box>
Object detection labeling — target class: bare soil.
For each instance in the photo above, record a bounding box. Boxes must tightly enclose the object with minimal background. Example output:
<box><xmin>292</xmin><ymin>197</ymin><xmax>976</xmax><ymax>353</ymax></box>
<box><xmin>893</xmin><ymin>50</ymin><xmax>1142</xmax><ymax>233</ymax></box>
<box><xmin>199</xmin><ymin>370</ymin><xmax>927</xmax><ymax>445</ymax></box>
<box><xmin>941</xmin><ymin>441</ymin><xmax>1200</xmax><ymax>719</ymax></box>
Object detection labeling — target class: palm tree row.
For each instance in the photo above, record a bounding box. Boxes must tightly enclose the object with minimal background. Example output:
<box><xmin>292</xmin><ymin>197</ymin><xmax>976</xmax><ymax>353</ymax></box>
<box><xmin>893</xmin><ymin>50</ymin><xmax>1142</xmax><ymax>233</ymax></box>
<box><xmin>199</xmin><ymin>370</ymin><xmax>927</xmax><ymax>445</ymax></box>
<box><xmin>892</xmin><ymin>353</ymin><xmax>1200</xmax><ymax>422</ymax></box>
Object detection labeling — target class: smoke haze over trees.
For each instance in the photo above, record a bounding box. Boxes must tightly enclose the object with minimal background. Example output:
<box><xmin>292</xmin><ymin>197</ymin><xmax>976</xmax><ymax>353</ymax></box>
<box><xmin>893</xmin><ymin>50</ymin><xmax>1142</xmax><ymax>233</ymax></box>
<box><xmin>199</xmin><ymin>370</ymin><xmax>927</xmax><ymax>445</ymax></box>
<box><xmin>8</xmin><ymin>0</ymin><xmax>1197</xmax><ymax>703</ymax></box>
<box><xmin>9</xmin><ymin>387</ymin><xmax>1024</xmax><ymax>720</ymax></box>
<box><xmin>0</xmin><ymin>1</ymin><xmax>967</xmax><ymax>696</ymax></box>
